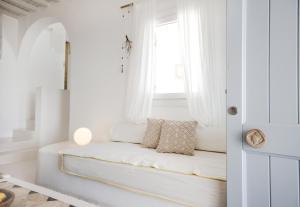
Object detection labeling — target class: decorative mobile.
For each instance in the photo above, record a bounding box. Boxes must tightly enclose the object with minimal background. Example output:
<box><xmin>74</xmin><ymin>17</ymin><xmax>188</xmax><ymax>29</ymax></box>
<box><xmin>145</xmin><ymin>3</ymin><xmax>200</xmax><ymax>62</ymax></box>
<box><xmin>125</xmin><ymin>35</ymin><xmax>132</xmax><ymax>55</ymax></box>
<box><xmin>121</xmin><ymin>3</ymin><xmax>133</xmax><ymax>73</ymax></box>
<box><xmin>121</xmin><ymin>35</ymin><xmax>133</xmax><ymax>73</ymax></box>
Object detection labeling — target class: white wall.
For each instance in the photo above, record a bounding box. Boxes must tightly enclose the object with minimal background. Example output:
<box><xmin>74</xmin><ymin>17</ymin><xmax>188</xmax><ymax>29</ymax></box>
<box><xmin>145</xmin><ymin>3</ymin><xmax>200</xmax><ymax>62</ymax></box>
<box><xmin>24</xmin><ymin>23</ymin><xmax>66</xmax><ymax>121</ymax></box>
<box><xmin>35</xmin><ymin>88</ymin><xmax>69</xmax><ymax>147</ymax></box>
<box><xmin>18</xmin><ymin>0</ymin><xmax>129</xmax><ymax>141</ymax></box>
<box><xmin>0</xmin><ymin>13</ymin><xmax>67</xmax><ymax>138</ymax></box>
<box><xmin>16</xmin><ymin>0</ymin><xmax>226</xmax><ymax>142</ymax></box>
<box><xmin>0</xmin><ymin>15</ymin><xmax>19</xmax><ymax>138</ymax></box>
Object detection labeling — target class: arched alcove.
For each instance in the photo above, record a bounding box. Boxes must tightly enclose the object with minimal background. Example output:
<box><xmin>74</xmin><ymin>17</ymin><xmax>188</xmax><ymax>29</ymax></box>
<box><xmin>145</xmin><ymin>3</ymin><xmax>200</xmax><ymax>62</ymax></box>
<box><xmin>17</xmin><ymin>17</ymin><xmax>69</xmax><ymax>131</ymax></box>
<box><xmin>18</xmin><ymin>17</ymin><xmax>67</xmax><ymax>62</ymax></box>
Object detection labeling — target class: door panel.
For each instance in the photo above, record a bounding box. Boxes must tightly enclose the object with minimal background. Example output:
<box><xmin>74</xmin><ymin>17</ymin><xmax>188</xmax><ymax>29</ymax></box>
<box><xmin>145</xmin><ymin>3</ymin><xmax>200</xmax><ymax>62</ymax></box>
<box><xmin>246</xmin><ymin>0</ymin><xmax>299</xmax><ymax>125</ymax></box>
<box><xmin>270</xmin><ymin>157</ymin><xmax>299</xmax><ymax>207</ymax></box>
<box><xmin>246</xmin><ymin>0</ymin><xmax>269</xmax><ymax>124</ymax></box>
<box><xmin>243</xmin><ymin>0</ymin><xmax>300</xmax><ymax>206</ymax></box>
<box><xmin>269</xmin><ymin>0</ymin><xmax>298</xmax><ymax>124</ymax></box>
<box><xmin>246</xmin><ymin>153</ymin><xmax>270</xmax><ymax>207</ymax></box>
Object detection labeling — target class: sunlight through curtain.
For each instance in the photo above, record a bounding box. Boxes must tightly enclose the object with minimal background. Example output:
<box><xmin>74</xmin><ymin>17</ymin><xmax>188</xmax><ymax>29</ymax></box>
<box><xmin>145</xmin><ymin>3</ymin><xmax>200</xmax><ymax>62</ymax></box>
<box><xmin>178</xmin><ymin>0</ymin><xmax>226</xmax><ymax>127</ymax></box>
<box><xmin>125</xmin><ymin>0</ymin><xmax>156</xmax><ymax>123</ymax></box>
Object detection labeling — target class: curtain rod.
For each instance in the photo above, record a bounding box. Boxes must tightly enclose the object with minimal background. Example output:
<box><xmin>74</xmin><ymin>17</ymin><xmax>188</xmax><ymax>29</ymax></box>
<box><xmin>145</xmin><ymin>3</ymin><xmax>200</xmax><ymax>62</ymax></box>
<box><xmin>120</xmin><ymin>2</ymin><xmax>134</xmax><ymax>9</ymax></box>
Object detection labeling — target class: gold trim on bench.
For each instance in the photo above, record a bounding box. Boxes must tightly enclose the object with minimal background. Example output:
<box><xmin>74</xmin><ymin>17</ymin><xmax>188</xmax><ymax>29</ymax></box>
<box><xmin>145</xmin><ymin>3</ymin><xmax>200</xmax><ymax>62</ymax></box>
<box><xmin>60</xmin><ymin>153</ymin><xmax>226</xmax><ymax>182</ymax></box>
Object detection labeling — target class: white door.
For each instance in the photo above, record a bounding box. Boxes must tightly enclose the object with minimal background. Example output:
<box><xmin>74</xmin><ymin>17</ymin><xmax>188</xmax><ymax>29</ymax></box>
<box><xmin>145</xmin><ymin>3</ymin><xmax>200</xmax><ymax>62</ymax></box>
<box><xmin>227</xmin><ymin>0</ymin><xmax>300</xmax><ymax>207</ymax></box>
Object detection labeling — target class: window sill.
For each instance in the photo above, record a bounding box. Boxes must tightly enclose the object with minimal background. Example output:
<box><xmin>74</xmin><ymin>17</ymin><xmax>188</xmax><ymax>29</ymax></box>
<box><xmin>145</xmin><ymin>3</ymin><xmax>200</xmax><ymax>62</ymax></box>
<box><xmin>154</xmin><ymin>93</ymin><xmax>186</xmax><ymax>100</ymax></box>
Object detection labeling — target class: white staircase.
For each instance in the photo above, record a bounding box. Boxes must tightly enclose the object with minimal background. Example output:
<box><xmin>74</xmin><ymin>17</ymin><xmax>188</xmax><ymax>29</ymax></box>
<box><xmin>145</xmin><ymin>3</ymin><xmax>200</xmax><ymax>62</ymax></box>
<box><xmin>0</xmin><ymin>88</ymin><xmax>70</xmax><ymax>165</ymax></box>
<box><xmin>0</xmin><ymin>138</ymin><xmax>38</xmax><ymax>165</ymax></box>
<box><xmin>0</xmin><ymin>120</ymin><xmax>38</xmax><ymax>165</ymax></box>
<box><xmin>12</xmin><ymin>129</ymin><xmax>35</xmax><ymax>142</ymax></box>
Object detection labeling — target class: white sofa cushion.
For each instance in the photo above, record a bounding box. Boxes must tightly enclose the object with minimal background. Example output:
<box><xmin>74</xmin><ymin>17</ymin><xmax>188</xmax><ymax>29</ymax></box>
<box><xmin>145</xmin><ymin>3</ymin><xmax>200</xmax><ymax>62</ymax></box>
<box><xmin>39</xmin><ymin>142</ymin><xmax>226</xmax><ymax>207</ymax></box>
<box><xmin>111</xmin><ymin>123</ymin><xmax>226</xmax><ymax>153</ymax></box>
<box><xmin>59</xmin><ymin>142</ymin><xmax>226</xmax><ymax>207</ymax></box>
<box><xmin>110</xmin><ymin>122</ymin><xmax>146</xmax><ymax>144</ymax></box>
<box><xmin>61</xmin><ymin>142</ymin><xmax>226</xmax><ymax>180</ymax></box>
<box><xmin>196</xmin><ymin>127</ymin><xmax>226</xmax><ymax>153</ymax></box>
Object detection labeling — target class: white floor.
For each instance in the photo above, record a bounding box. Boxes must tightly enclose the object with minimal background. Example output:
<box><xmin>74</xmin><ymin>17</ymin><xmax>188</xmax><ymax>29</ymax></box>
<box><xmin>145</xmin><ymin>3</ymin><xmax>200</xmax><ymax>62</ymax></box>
<box><xmin>0</xmin><ymin>159</ymin><xmax>37</xmax><ymax>183</ymax></box>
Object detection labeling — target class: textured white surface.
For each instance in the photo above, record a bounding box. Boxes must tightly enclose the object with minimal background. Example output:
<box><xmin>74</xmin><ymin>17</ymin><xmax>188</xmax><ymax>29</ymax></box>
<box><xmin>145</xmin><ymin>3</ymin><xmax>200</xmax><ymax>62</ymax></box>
<box><xmin>39</xmin><ymin>142</ymin><xmax>226</xmax><ymax>207</ymax></box>
<box><xmin>38</xmin><ymin>149</ymin><xmax>184</xmax><ymax>207</ymax></box>
<box><xmin>63</xmin><ymin>153</ymin><xmax>226</xmax><ymax>207</ymax></box>
<box><xmin>60</xmin><ymin>142</ymin><xmax>226</xmax><ymax>180</ymax></box>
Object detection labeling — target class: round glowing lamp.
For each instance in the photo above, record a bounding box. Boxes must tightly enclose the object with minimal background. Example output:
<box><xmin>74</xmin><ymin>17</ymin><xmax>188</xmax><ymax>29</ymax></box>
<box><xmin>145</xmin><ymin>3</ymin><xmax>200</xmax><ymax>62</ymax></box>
<box><xmin>73</xmin><ymin>128</ymin><xmax>92</xmax><ymax>146</ymax></box>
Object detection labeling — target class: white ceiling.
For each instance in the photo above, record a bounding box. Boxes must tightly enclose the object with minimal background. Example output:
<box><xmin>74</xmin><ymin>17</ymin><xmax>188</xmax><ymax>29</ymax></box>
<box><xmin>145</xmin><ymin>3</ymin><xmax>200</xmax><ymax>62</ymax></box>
<box><xmin>0</xmin><ymin>0</ymin><xmax>60</xmax><ymax>18</ymax></box>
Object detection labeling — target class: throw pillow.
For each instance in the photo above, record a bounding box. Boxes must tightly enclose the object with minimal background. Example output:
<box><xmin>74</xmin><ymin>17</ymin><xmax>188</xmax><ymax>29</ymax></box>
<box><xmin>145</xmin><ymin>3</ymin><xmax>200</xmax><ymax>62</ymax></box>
<box><xmin>157</xmin><ymin>120</ymin><xmax>198</xmax><ymax>155</ymax></box>
<box><xmin>142</xmin><ymin>118</ymin><xmax>164</xmax><ymax>148</ymax></box>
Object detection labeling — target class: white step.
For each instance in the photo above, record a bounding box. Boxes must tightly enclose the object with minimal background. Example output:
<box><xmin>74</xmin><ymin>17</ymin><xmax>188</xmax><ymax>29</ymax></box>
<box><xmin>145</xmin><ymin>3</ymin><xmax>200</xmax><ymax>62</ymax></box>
<box><xmin>12</xmin><ymin>129</ymin><xmax>35</xmax><ymax>141</ymax></box>
<box><xmin>0</xmin><ymin>148</ymin><xmax>38</xmax><ymax>165</ymax></box>
<box><xmin>0</xmin><ymin>137</ymin><xmax>13</xmax><ymax>143</ymax></box>
<box><xmin>0</xmin><ymin>139</ymin><xmax>38</xmax><ymax>154</ymax></box>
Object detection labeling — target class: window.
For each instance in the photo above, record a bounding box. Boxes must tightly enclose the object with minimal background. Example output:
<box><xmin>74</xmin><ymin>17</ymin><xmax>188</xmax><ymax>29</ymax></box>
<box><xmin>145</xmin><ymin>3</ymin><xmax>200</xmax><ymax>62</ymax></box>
<box><xmin>154</xmin><ymin>22</ymin><xmax>185</xmax><ymax>95</ymax></box>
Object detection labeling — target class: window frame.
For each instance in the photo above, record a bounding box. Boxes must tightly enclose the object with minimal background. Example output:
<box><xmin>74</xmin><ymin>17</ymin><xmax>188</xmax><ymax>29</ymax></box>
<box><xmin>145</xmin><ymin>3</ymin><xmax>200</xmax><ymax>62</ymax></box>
<box><xmin>153</xmin><ymin>92</ymin><xmax>186</xmax><ymax>100</ymax></box>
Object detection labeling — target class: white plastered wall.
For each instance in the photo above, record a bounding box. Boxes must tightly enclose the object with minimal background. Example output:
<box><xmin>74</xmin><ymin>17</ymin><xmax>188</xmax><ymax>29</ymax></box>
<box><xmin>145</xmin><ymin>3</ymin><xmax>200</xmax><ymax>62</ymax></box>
<box><xmin>24</xmin><ymin>23</ymin><xmax>66</xmax><ymax>122</ymax></box>
<box><xmin>15</xmin><ymin>0</ymin><xmax>226</xmax><ymax>142</ymax></box>
<box><xmin>0</xmin><ymin>15</ymin><xmax>19</xmax><ymax>138</ymax></box>
<box><xmin>0</xmin><ymin>12</ymin><xmax>68</xmax><ymax>139</ymax></box>
<box><xmin>17</xmin><ymin>0</ymin><xmax>131</xmax><ymax>141</ymax></box>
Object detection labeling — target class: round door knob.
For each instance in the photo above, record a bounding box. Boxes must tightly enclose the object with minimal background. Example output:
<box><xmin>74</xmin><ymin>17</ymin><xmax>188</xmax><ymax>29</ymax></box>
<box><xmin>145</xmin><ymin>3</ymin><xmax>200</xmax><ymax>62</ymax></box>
<box><xmin>245</xmin><ymin>129</ymin><xmax>266</xmax><ymax>148</ymax></box>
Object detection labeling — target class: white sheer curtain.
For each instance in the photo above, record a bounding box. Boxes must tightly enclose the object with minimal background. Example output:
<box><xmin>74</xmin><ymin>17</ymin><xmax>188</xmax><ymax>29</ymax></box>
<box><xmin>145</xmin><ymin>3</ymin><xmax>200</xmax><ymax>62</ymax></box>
<box><xmin>178</xmin><ymin>0</ymin><xmax>226</xmax><ymax>127</ymax></box>
<box><xmin>125</xmin><ymin>0</ymin><xmax>156</xmax><ymax>123</ymax></box>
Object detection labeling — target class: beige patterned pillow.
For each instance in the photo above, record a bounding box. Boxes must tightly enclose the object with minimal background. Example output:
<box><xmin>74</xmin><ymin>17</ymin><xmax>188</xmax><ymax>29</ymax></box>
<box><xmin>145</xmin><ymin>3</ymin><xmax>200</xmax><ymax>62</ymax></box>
<box><xmin>142</xmin><ymin>119</ymin><xmax>164</xmax><ymax>148</ymax></box>
<box><xmin>157</xmin><ymin>120</ymin><xmax>198</xmax><ymax>155</ymax></box>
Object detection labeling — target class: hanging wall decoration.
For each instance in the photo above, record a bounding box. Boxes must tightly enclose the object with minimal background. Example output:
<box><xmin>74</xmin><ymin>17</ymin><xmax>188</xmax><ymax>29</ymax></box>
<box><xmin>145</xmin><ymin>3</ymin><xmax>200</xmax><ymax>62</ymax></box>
<box><xmin>125</xmin><ymin>35</ymin><xmax>132</xmax><ymax>55</ymax></box>
<box><xmin>120</xmin><ymin>3</ymin><xmax>134</xmax><ymax>73</ymax></box>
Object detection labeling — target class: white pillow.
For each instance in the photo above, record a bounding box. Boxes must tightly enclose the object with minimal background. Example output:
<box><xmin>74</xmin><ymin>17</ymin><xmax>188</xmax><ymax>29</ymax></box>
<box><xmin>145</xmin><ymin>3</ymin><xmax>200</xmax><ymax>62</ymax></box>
<box><xmin>110</xmin><ymin>123</ymin><xmax>146</xmax><ymax>144</ymax></box>
<box><xmin>196</xmin><ymin>127</ymin><xmax>226</xmax><ymax>153</ymax></box>
<box><xmin>111</xmin><ymin>123</ymin><xmax>226</xmax><ymax>153</ymax></box>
